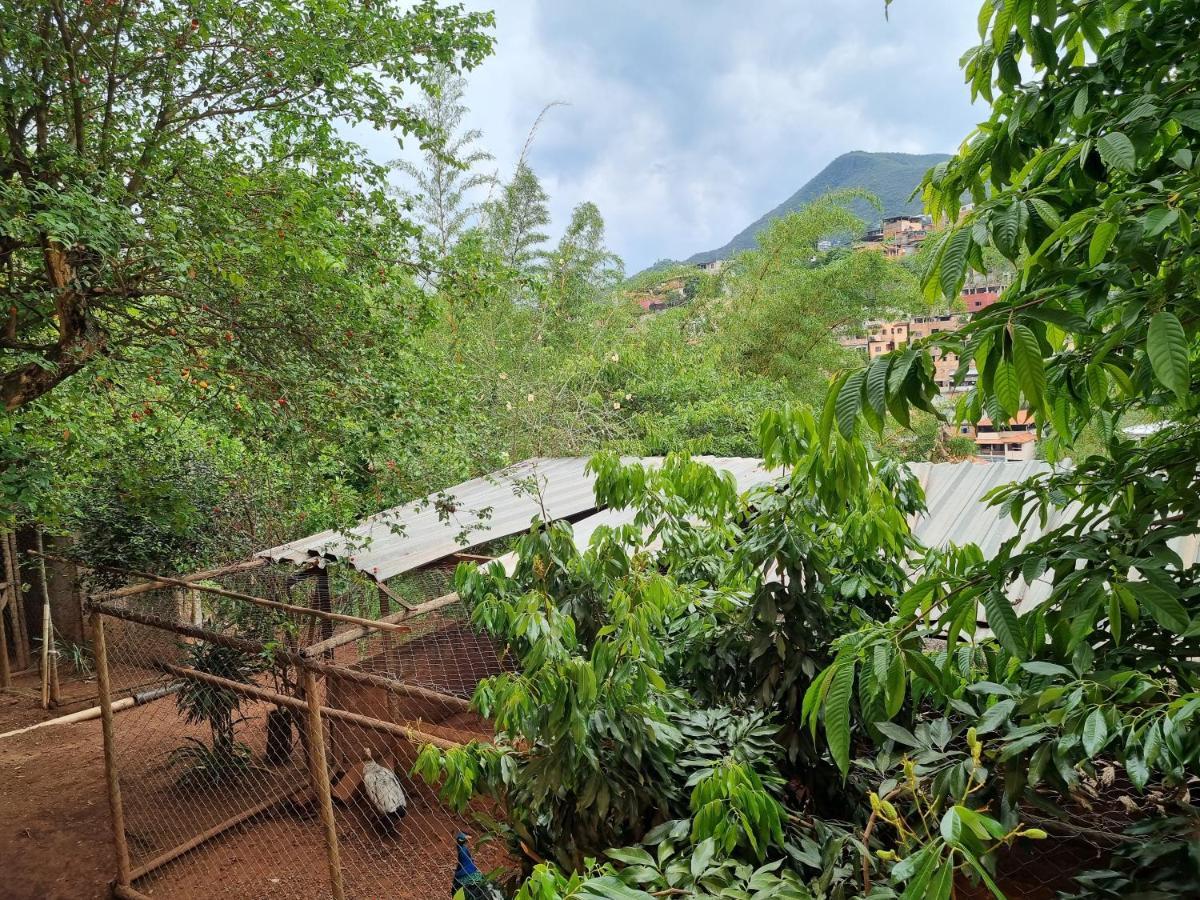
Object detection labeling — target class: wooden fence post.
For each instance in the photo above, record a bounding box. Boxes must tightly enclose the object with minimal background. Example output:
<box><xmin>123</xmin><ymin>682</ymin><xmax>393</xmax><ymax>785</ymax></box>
<box><xmin>303</xmin><ymin>668</ymin><xmax>345</xmax><ymax>900</ymax></box>
<box><xmin>92</xmin><ymin>610</ymin><xmax>133</xmax><ymax>889</ymax></box>
<box><xmin>35</xmin><ymin>530</ymin><xmax>60</xmax><ymax>707</ymax></box>
<box><xmin>0</xmin><ymin>579</ymin><xmax>11</xmax><ymax>688</ymax></box>
<box><xmin>3</xmin><ymin>531</ymin><xmax>29</xmax><ymax>670</ymax></box>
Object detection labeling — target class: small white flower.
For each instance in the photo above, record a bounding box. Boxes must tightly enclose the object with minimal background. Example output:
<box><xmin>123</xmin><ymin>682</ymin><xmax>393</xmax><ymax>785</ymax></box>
<box><xmin>506</xmin><ymin>401</ymin><xmax>513</xmax><ymax>411</ymax></box>
<box><xmin>526</xmin><ymin>393</ymin><xmax>535</xmax><ymax>402</ymax></box>
<box><xmin>625</xmin><ymin>393</ymin><xmax>632</xmax><ymax>401</ymax></box>
<box><xmin>498</xmin><ymin>372</ymin><xmax>508</xmax><ymax>380</ymax></box>
<box><xmin>610</xmin><ymin>353</ymin><xmax>620</xmax><ymax>362</ymax></box>
<box><xmin>613</xmin><ymin>401</ymin><xmax>621</xmax><ymax>410</ymax></box>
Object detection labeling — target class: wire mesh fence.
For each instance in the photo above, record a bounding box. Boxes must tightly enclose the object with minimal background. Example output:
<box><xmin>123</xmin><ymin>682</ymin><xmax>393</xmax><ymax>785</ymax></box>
<box><xmin>90</xmin><ymin>559</ymin><xmax>516</xmax><ymax>899</ymax></box>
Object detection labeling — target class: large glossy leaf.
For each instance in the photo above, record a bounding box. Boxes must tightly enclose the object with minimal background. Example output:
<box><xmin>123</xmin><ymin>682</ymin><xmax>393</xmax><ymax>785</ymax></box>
<box><xmin>983</xmin><ymin>590</ymin><xmax>1026</xmax><ymax>659</ymax></box>
<box><xmin>1011</xmin><ymin>324</ymin><xmax>1045</xmax><ymax>408</ymax></box>
<box><xmin>824</xmin><ymin>657</ymin><xmax>856</xmax><ymax>776</ymax></box>
<box><xmin>1097</xmin><ymin>131</ymin><xmax>1136</xmax><ymax>172</ymax></box>
<box><xmin>1146</xmin><ymin>311</ymin><xmax>1190</xmax><ymax>400</ymax></box>
<box><xmin>1082</xmin><ymin>707</ymin><xmax>1108</xmax><ymax>757</ymax></box>
<box><xmin>992</xmin><ymin>359</ymin><xmax>1020</xmax><ymax>418</ymax></box>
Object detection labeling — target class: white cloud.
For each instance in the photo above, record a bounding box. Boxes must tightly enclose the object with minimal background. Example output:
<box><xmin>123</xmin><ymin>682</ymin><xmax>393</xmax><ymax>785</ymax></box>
<box><xmin>377</xmin><ymin>0</ymin><xmax>983</xmax><ymax>270</ymax></box>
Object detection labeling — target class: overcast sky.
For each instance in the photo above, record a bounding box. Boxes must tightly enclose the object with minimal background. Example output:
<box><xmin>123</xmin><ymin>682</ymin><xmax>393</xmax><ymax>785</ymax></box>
<box><xmin>372</xmin><ymin>1</ymin><xmax>985</xmax><ymax>272</ymax></box>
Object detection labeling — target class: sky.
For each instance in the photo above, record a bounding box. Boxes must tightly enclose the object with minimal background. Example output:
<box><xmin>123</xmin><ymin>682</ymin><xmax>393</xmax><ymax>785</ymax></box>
<box><xmin>373</xmin><ymin>1</ymin><xmax>985</xmax><ymax>272</ymax></box>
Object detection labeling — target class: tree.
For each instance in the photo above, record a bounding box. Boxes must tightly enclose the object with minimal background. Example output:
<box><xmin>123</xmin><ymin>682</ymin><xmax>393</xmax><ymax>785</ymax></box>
<box><xmin>714</xmin><ymin>195</ymin><xmax>924</xmax><ymax>395</ymax></box>
<box><xmin>485</xmin><ymin>161</ymin><xmax>551</xmax><ymax>273</ymax></box>
<box><xmin>542</xmin><ymin>201</ymin><xmax>623</xmax><ymax>321</ymax></box>
<box><xmin>0</xmin><ymin>0</ymin><xmax>494</xmax><ymax>410</ymax></box>
<box><xmin>392</xmin><ymin>66</ymin><xmax>495</xmax><ymax>257</ymax></box>
<box><xmin>805</xmin><ymin>0</ymin><xmax>1200</xmax><ymax>891</ymax></box>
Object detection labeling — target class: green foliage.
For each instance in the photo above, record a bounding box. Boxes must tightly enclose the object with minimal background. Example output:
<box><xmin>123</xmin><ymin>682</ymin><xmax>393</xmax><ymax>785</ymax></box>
<box><xmin>392</xmin><ymin>66</ymin><xmax>496</xmax><ymax>256</ymax></box>
<box><xmin>0</xmin><ymin>0</ymin><xmax>495</xmax><ymax>411</ymax></box>
<box><xmin>171</xmin><ymin>641</ymin><xmax>261</xmax><ymax>787</ymax></box>
<box><xmin>715</xmin><ymin>206</ymin><xmax>925</xmax><ymax>396</ymax></box>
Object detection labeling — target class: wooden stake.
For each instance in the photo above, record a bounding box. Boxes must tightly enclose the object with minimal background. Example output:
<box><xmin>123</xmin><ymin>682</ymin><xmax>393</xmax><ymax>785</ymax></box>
<box><xmin>92</xmin><ymin>611</ymin><xmax>133</xmax><ymax>888</ymax></box>
<box><xmin>35</xmin><ymin>529</ymin><xmax>59</xmax><ymax>708</ymax></box>
<box><xmin>4</xmin><ymin>532</ymin><xmax>29</xmax><ymax>671</ymax></box>
<box><xmin>303</xmin><ymin>668</ymin><xmax>345</xmax><ymax>900</ymax></box>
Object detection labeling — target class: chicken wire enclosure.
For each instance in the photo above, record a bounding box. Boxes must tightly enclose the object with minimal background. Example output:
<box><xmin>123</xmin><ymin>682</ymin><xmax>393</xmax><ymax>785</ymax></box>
<box><xmin>87</xmin><ymin>559</ymin><xmax>516</xmax><ymax>900</ymax></box>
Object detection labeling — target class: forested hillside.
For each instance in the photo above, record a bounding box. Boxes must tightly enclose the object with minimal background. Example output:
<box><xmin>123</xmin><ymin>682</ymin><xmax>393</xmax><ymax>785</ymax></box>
<box><xmin>685</xmin><ymin>150</ymin><xmax>950</xmax><ymax>264</ymax></box>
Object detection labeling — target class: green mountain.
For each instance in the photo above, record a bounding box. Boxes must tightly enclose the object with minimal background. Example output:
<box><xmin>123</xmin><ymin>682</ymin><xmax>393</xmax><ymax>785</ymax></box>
<box><xmin>685</xmin><ymin>150</ymin><xmax>949</xmax><ymax>265</ymax></box>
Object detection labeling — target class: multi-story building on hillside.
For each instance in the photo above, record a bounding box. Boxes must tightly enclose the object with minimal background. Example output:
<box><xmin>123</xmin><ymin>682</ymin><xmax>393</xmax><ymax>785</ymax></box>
<box><xmin>955</xmin><ymin>412</ymin><xmax>1038</xmax><ymax>461</ymax></box>
<box><xmin>855</xmin><ymin>214</ymin><xmax>935</xmax><ymax>258</ymax></box>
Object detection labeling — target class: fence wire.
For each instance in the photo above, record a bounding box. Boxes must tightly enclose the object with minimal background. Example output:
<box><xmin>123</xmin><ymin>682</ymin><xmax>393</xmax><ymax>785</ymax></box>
<box><xmin>95</xmin><ymin>560</ymin><xmax>516</xmax><ymax>899</ymax></box>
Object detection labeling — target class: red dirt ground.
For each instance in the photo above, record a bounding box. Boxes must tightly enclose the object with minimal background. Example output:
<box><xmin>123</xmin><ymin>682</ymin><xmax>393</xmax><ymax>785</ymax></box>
<box><xmin>1</xmin><ymin>665</ymin><xmax>513</xmax><ymax>900</ymax></box>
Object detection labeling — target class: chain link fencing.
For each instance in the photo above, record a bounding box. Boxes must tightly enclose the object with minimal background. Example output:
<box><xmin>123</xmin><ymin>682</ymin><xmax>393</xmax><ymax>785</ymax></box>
<box><xmin>90</xmin><ymin>559</ymin><xmax>516</xmax><ymax>900</ymax></box>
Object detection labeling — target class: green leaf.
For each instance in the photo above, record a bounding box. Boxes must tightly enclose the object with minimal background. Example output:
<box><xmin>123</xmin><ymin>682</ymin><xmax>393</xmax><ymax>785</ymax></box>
<box><xmin>865</xmin><ymin>356</ymin><xmax>891</xmax><ymax>433</ymax></box>
<box><xmin>690</xmin><ymin>837</ymin><xmax>716</xmax><ymax>879</ymax></box>
<box><xmin>825</xmin><ymin>657</ymin><xmax>856</xmax><ymax>777</ymax></box>
<box><xmin>1011</xmin><ymin>324</ymin><xmax>1045</xmax><ymax>409</ymax></box>
<box><xmin>994</xmin><ymin>200</ymin><xmax>1028</xmax><ymax>260</ymax></box>
<box><xmin>983</xmin><ymin>590</ymin><xmax>1026</xmax><ymax>659</ymax></box>
<box><xmin>1097</xmin><ymin>131</ymin><xmax>1136</xmax><ymax>173</ymax></box>
<box><xmin>993</xmin><ymin>359</ymin><xmax>1020</xmax><ymax>418</ymax></box>
<box><xmin>1146</xmin><ymin>311</ymin><xmax>1190</xmax><ymax>400</ymax></box>
<box><xmin>1021</xmin><ymin>661</ymin><xmax>1072</xmax><ymax>677</ymax></box>
<box><xmin>1128</xmin><ymin>580</ymin><xmax>1190</xmax><ymax>633</ymax></box>
<box><xmin>606</xmin><ymin>847</ymin><xmax>657</xmax><ymax>868</ymax></box>
<box><xmin>1088</xmin><ymin>220</ymin><xmax>1117</xmax><ymax>266</ymax></box>
<box><xmin>976</xmin><ymin>698</ymin><xmax>1015</xmax><ymax>735</ymax></box>
<box><xmin>1143</xmin><ymin>207</ymin><xmax>1179</xmax><ymax>237</ymax></box>
<box><xmin>939</xmin><ymin>227</ymin><xmax>972</xmax><ymax>299</ymax></box>
<box><xmin>1030</xmin><ymin>198</ymin><xmax>1060</xmax><ymax>228</ymax></box>
<box><xmin>835</xmin><ymin>370</ymin><xmax>866</xmax><ymax>439</ymax></box>
<box><xmin>1082</xmin><ymin>707</ymin><xmax>1108</xmax><ymax>758</ymax></box>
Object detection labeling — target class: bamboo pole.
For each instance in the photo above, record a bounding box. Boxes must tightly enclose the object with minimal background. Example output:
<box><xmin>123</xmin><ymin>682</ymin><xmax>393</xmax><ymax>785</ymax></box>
<box><xmin>90</xmin><ymin>557</ymin><xmax>269</xmax><ymax>602</ymax></box>
<box><xmin>302</xmin><ymin>590</ymin><xmax>461</xmax><ymax>657</ymax></box>
<box><xmin>303</xmin><ymin>668</ymin><xmax>345</xmax><ymax>900</ymax></box>
<box><xmin>0</xmin><ymin>580</ymin><xmax>10</xmax><ymax>689</ymax></box>
<box><xmin>154</xmin><ymin>661</ymin><xmax>464</xmax><ymax>750</ymax></box>
<box><xmin>127</xmin><ymin>786</ymin><xmax>306</xmax><ymax>883</ymax></box>
<box><xmin>0</xmin><ymin>683</ymin><xmax>181</xmax><ymax>741</ymax></box>
<box><xmin>5</xmin><ymin>531</ymin><xmax>30</xmax><ymax>671</ymax></box>
<box><xmin>35</xmin><ymin>530</ymin><xmax>60</xmax><ymax>707</ymax></box>
<box><xmin>92</xmin><ymin>611</ymin><xmax>133</xmax><ymax>889</ymax></box>
<box><xmin>53</xmin><ymin>554</ymin><xmax>418</xmax><ymax>637</ymax></box>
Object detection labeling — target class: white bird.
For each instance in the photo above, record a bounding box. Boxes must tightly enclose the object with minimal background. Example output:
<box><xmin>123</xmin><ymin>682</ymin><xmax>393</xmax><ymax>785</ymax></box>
<box><xmin>361</xmin><ymin>747</ymin><xmax>407</xmax><ymax>834</ymax></box>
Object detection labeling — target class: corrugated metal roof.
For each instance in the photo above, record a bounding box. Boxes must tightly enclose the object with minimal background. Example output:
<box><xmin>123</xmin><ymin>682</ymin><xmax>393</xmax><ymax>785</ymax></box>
<box><xmin>258</xmin><ymin>457</ymin><xmax>602</xmax><ymax>581</ymax></box>
<box><xmin>258</xmin><ymin>456</ymin><xmax>777</xmax><ymax>583</ymax></box>
<box><xmin>265</xmin><ymin>456</ymin><xmax>1196</xmax><ymax>619</ymax></box>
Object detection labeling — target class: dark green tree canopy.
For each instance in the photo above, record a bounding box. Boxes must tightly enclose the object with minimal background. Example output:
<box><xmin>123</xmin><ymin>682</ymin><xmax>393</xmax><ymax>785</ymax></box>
<box><xmin>0</xmin><ymin>0</ymin><xmax>494</xmax><ymax>409</ymax></box>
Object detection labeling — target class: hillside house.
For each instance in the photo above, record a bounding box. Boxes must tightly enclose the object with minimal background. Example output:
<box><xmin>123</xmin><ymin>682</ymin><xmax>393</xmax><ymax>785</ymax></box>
<box><xmin>956</xmin><ymin>412</ymin><xmax>1038</xmax><ymax>461</ymax></box>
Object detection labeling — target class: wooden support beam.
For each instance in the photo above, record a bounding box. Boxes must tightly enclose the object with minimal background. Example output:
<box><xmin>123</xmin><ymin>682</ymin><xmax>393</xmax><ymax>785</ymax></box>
<box><xmin>154</xmin><ymin>661</ymin><xmax>464</xmax><ymax>750</ymax></box>
<box><xmin>92</xmin><ymin>611</ymin><xmax>133</xmax><ymax>889</ymax></box>
<box><xmin>301</xmin><ymin>590</ymin><xmax>462</xmax><ymax>657</ymax></box>
<box><xmin>89</xmin><ymin>557</ymin><xmax>269</xmax><ymax>602</ymax></box>
<box><xmin>89</xmin><ymin>602</ymin><xmax>472</xmax><ymax>716</ymax></box>
<box><xmin>303</xmin><ymin>668</ymin><xmax>345</xmax><ymax>900</ymax></box>
<box><xmin>34</xmin><ymin>531</ymin><xmax>59</xmax><ymax>707</ymax></box>
<box><xmin>127</xmin><ymin>786</ymin><xmax>306</xmax><ymax>883</ymax></box>
<box><xmin>60</xmin><ymin>554</ymin><xmax>416</xmax><ymax>638</ymax></box>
